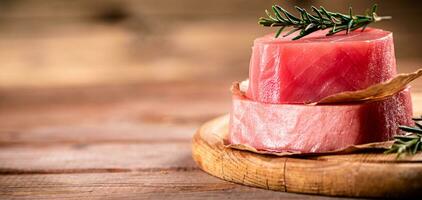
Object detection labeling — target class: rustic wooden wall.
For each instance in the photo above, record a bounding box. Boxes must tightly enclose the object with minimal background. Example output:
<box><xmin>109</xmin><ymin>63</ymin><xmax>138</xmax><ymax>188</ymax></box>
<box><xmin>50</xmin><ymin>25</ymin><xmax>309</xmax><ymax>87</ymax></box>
<box><xmin>0</xmin><ymin>0</ymin><xmax>421</xmax><ymax>88</ymax></box>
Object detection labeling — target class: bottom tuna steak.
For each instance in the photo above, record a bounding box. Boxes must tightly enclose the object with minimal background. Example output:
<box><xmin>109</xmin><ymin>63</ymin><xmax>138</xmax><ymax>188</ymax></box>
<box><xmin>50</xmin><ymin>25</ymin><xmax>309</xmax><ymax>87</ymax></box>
<box><xmin>228</xmin><ymin>90</ymin><xmax>413</xmax><ymax>153</ymax></box>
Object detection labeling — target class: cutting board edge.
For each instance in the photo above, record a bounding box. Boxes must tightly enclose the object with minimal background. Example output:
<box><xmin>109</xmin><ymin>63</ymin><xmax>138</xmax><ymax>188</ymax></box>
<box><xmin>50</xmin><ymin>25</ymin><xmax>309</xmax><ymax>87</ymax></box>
<box><xmin>192</xmin><ymin>115</ymin><xmax>422</xmax><ymax>198</ymax></box>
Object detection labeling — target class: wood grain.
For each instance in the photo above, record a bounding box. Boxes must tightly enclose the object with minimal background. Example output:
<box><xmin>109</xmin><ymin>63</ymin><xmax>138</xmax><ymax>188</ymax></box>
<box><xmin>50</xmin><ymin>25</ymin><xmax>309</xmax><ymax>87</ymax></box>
<box><xmin>192</xmin><ymin>115</ymin><xmax>422</xmax><ymax>198</ymax></box>
<box><xmin>1</xmin><ymin>82</ymin><xmax>422</xmax><ymax>199</ymax></box>
<box><xmin>0</xmin><ymin>143</ymin><xmax>196</xmax><ymax>174</ymax></box>
<box><xmin>0</xmin><ymin>171</ymin><xmax>361</xmax><ymax>200</ymax></box>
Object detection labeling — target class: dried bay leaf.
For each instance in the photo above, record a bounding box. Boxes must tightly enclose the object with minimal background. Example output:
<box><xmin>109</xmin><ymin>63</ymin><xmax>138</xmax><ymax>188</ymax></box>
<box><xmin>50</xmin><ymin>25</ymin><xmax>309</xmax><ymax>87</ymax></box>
<box><xmin>232</xmin><ymin>69</ymin><xmax>422</xmax><ymax>105</ymax></box>
<box><xmin>226</xmin><ymin>141</ymin><xmax>394</xmax><ymax>157</ymax></box>
<box><xmin>312</xmin><ymin>68</ymin><xmax>422</xmax><ymax>105</ymax></box>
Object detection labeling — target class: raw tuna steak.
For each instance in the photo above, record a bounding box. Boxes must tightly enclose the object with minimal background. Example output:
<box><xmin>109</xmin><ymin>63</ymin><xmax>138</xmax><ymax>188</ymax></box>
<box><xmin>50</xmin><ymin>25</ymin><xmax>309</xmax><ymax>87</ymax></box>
<box><xmin>229</xmin><ymin>90</ymin><xmax>413</xmax><ymax>153</ymax></box>
<box><xmin>246</xmin><ymin>28</ymin><xmax>397</xmax><ymax>104</ymax></box>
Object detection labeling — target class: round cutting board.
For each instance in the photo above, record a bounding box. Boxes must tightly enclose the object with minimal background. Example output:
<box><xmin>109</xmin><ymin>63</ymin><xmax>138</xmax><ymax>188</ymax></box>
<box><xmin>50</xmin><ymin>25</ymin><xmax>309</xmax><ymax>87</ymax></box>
<box><xmin>192</xmin><ymin>115</ymin><xmax>422</xmax><ymax>198</ymax></box>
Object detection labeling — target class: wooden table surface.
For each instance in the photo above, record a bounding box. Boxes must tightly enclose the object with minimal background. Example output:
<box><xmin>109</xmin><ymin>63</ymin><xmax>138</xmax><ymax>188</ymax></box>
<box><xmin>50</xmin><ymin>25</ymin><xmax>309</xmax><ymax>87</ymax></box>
<box><xmin>0</xmin><ymin>80</ymin><xmax>421</xmax><ymax>200</ymax></box>
<box><xmin>1</xmin><ymin>1</ymin><xmax>422</xmax><ymax>199</ymax></box>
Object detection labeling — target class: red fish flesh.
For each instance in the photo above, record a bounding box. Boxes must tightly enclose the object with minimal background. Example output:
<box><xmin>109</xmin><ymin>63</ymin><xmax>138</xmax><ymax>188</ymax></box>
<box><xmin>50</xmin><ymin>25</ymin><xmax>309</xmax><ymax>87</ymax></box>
<box><xmin>246</xmin><ymin>28</ymin><xmax>397</xmax><ymax>104</ymax></box>
<box><xmin>228</xmin><ymin>90</ymin><xmax>413</xmax><ymax>153</ymax></box>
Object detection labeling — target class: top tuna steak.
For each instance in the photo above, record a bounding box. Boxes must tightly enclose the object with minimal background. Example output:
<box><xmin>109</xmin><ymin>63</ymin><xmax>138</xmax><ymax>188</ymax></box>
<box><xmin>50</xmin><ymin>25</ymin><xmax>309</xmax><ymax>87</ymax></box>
<box><xmin>246</xmin><ymin>28</ymin><xmax>397</xmax><ymax>104</ymax></box>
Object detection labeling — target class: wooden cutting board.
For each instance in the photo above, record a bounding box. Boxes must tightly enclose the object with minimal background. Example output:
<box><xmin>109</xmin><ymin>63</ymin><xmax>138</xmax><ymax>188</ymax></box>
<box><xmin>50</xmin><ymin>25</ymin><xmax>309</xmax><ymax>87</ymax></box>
<box><xmin>192</xmin><ymin>115</ymin><xmax>422</xmax><ymax>198</ymax></box>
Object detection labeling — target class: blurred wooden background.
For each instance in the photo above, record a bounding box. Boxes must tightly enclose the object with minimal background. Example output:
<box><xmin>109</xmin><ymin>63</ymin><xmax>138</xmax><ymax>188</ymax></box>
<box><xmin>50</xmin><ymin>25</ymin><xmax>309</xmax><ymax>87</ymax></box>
<box><xmin>0</xmin><ymin>0</ymin><xmax>421</xmax><ymax>88</ymax></box>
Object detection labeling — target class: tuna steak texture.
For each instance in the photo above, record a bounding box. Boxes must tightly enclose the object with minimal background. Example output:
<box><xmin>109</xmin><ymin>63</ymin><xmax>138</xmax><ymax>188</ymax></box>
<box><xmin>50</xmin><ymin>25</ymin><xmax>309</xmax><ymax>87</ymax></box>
<box><xmin>246</xmin><ymin>28</ymin><xmax>397</xmax><ymax>104</ymax></box>
<box><xmin>229</xmin><ymin>90</ymin><xmax>413</xmax><ymax>153</ymax></box>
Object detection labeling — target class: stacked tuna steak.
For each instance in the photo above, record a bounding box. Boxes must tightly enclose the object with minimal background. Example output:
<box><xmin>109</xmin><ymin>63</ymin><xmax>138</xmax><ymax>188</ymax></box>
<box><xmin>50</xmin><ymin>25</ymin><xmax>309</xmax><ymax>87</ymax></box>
<box><xmin>228</xmin><ymin>28</ymin><xmax>414</xmax><ymax>153</ymax></box>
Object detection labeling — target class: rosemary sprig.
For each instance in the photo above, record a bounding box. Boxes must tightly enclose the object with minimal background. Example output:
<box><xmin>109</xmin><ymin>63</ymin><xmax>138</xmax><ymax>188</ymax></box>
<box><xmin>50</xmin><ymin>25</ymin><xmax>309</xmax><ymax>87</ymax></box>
<box><xmin>385</xmin><ymin>116</ymin><xmax>422</xmax><ymax>158</ymax></box>
<box><xmin>259</xmin><ymin>4</ymin><xmax>391</xmax><ymax>40</ymax></box>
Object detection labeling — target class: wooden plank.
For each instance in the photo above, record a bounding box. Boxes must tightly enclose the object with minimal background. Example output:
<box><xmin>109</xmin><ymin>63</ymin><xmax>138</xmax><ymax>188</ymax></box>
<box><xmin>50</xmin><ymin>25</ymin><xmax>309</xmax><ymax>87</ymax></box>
<box><xmin>0</xmin><ymin>82</ymin><xmax>231</xmax><ymax>130</ymax></box>
<box><xmin>0</xmin><ymin>143</ymin><xmax>196</xmax><ymax>173</ymax></box>
<box><xmin>0</xmin><ymin>98</ymin><xmax>227</xmax><ymax>138</ymax></box>
<box><xmin>0</xmin><ymin>171</ymin><xmax>359</xmax><ymax>200</ymax></box>
<box><xmin>0</xmin><ymin>122</ymin><xmax>196</xmax><ymax>145</ymax></box>
<box><xmin>192</xmin><ymin>115</ymin><xmax>422</xmax><ymax>198</ymax></box>
<box><xmin>315</xmin><ymin>152</ymin><xmax>422</xmax><ymax>162</ymax></box>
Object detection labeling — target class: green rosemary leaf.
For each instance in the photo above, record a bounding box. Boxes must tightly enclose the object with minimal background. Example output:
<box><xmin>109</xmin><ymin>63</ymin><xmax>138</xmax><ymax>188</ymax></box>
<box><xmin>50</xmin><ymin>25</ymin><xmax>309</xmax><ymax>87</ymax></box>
<box><xmin>394</xmin><ymin>136</ymin><xmax>419</xmax><ymax>142</ymax></box>
<box><xmin>283</xmin><ymin>27</ymin><xmax>301</xmax><ymax>37</ymax></box>
<box><xmin>276</xmin><ymin>5</ymin><xmax>301</xmax><ymax>22</ymax></box>
<box><xmin>385</xmin><ymin>118</ymin><xmax>422</xmax><ymax>158</ymax></box>
<box><xmin>372</xmin><ymin>4</ymin><xmax>378</xmax><ymax>13</ymax></box>
<box><xmin>272</xmin><ymin>6</ymin><xmax>284</xmax><ymax>22</ymax></box>
<box><xmin>350</xmin><ymin>24</ymin><xmax>365</xmax><ymax>32</ymax></box>
<box><xmin>265</xmin><ymin>10</ymin><xmax>278</xmax><ymax>22</ymax></box>
<box><xmin>399</xmin><ymin>126</ymin><xmax>422</xmax><ymax>134</ymax></box>
<box><xmin>319</xmin><ymin>6</ymin><xmax>329</xmax><ymax>16</ymax></box>
<box><xmin>307</xmin><ymin>12</ymin><xmax>319</xmax><ymax>23</ymax></box>
<box><xmin>311</xmin><ymin>6</ymin><xmax>324</xmax><ymax>24</ymax></box>
<box><xmin>413</xmin><ymin>141</ymin><xmax>420</xmax><ymax>154</ymax></box>
<box><xmin>384</xmin><ymin>147</ymin><xmax>396</xmax><ymax>154</ymax></box>
<box><xmin>331</xmin><ymin>23</ymin><xmax>337</xmax><ymax>32</ymax></box>
<box><xmin>361</xmin><ymin>23</ymin><xmax>368</xmax><ymax>32</ymax></box>
<box><xmin>298</xmin><ymin>24</ymin><xmax>320</xmax><ymax>40</ymax></box>
<box><xmin>327</xmin><ymin>24</ymin><xmax>347</xmax><ymax>35</ymax></box>
<box><xmin>415</xmin><ymin>122</ymin><xmax>422</xmax><ymax>129</ymax></box>
<box><xmin>412</xmin><ymin>117</ymin><xmax>422</xmax><ymax>121</ymax></box>
<box><xmin>259</xmin><ymin>4</ymin><xmax>390</xmax><ymax>39</ymax></box>
<box><xmin>275</xmin><ymin>26</ymin><xmax>285</xmax><ymax>38</ymax></box>
<box><xmin>305</xmin><ymin>23</ymin><xmax>317</xmax><ymax>31</ymax></box>
<box><xmin>346</xmin><ymin>20</ymin><xmax>354</xmax><ymax>33</ymax></box>
<box><xmin>397</xmin><ymin>145</ymin><xmax>406</xmax><ymax>155</ymax></box>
